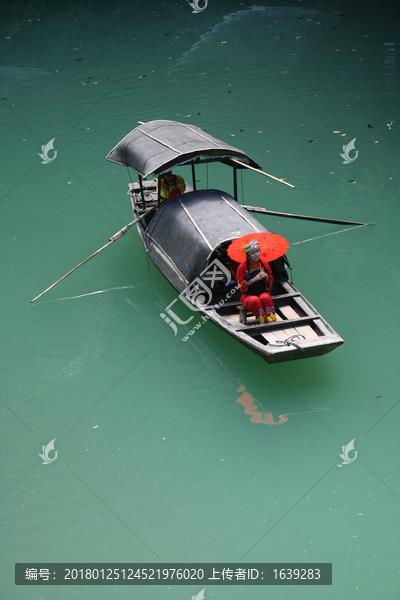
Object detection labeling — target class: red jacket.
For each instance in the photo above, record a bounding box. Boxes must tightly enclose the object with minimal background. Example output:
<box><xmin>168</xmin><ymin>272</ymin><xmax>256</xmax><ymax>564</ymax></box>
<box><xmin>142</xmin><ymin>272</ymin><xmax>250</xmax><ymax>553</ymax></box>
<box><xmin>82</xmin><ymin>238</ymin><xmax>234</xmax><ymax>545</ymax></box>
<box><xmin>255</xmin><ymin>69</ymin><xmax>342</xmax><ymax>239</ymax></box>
<box><xmin>236</xmin><ymin>259</ymin><xmax>273</xmax><ymax>297</ymax></box>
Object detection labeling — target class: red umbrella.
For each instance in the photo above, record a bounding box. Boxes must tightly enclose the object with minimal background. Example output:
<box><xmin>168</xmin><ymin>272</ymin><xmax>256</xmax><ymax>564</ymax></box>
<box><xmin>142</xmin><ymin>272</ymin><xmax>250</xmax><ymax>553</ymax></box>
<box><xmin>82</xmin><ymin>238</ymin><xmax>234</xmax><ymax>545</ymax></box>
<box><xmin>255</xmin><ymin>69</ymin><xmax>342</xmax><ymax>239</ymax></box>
<box><xmin>227</xmin><ymin>232</ymin><xmax>289</xmax><ymax>263</ymax></box>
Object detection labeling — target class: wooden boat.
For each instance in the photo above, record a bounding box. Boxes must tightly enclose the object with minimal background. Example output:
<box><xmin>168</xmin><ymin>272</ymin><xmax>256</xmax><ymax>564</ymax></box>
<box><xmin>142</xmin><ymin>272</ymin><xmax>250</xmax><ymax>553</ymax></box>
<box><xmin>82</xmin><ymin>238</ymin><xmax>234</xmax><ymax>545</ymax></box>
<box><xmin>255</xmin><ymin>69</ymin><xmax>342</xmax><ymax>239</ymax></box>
<box><xmin>106</xmin><ymin>120</ymin><xmax>343</xmax><ymax>363</ymax></box>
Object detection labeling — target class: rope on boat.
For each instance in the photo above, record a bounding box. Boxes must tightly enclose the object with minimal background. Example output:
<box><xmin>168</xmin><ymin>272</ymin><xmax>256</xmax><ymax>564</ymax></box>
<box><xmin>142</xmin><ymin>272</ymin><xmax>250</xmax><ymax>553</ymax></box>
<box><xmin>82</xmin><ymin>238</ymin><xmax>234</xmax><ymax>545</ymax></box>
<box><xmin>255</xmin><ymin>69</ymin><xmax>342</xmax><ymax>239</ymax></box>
<box><xmin>268</xmin><ymin>334</ymin><xmax>306</xmax><ymax>356</ymax></box>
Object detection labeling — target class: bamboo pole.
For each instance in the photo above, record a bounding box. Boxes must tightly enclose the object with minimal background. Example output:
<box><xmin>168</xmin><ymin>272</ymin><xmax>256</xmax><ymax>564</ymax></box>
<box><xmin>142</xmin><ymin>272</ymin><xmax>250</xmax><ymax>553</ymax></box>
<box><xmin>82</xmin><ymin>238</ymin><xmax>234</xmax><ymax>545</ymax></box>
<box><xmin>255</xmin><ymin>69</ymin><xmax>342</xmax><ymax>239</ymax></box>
<box><xmin>243</xmin><ymin>205</ymin><xmax>374</xmax><ymax>226</ymax></box>
<box><xmin>230</xmin><ymin>158</ymin><xmax>295</xmax><ymax>189</ymax></box>
<box><xmin>31</xmin><ymin>208</ymin><xmax>154</xmax><ymax>303</ymax></box>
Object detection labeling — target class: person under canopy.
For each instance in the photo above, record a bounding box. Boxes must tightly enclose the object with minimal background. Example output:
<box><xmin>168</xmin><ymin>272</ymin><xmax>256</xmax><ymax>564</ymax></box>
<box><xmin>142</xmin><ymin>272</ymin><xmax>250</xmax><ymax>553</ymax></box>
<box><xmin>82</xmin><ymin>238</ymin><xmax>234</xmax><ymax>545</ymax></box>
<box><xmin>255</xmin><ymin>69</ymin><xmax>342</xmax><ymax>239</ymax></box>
<box><xmin>157</xmin><ymin>170</ymin><xmax>185</xmax><ymax>202</ymax></box>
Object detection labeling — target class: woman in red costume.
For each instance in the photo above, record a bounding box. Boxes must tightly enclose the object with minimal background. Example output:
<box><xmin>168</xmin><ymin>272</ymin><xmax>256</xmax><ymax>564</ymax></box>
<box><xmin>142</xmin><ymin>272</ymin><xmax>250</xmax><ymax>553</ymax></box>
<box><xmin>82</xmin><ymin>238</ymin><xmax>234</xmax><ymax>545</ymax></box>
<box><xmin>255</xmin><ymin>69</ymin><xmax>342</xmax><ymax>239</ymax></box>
<box><xmin>236</xmin><ymin>240</ymin><xmax>276</xmax><ymax>324</ymax></box>
<box><xmin>157</xmin><ymin>171</ymin><xmax>185</xmax><ymax>203</ymax></box>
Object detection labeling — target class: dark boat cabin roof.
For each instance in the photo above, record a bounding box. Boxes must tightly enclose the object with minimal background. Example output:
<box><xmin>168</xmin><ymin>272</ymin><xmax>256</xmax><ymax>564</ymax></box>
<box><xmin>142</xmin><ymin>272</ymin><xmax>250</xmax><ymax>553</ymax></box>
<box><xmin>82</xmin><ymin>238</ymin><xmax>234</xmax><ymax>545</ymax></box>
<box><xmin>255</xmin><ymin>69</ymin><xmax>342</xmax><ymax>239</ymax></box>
<box><xmin>106</xmin><ymin>120</ymin><xmax>261</xmax><ymax>178</ymax></box>
<box><xmin>146</xmin><ymin>189</ymin><xmax>267</xmax><ymax>289</ymax></box>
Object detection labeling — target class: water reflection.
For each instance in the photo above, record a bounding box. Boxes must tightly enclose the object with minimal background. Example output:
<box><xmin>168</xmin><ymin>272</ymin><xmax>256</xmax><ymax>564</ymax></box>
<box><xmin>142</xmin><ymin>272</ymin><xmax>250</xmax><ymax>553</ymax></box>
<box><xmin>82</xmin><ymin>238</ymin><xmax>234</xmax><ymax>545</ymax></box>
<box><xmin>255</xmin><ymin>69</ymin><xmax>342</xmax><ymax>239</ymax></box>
<box><xmin>236</xmin><ymin>384</ymin><xmax>288</xmax><ymax>425</ymax></box>
<box><xmin>236</xmin><ymin>384</ymin><xmax>333</xmax><ymax>426</ymax></box>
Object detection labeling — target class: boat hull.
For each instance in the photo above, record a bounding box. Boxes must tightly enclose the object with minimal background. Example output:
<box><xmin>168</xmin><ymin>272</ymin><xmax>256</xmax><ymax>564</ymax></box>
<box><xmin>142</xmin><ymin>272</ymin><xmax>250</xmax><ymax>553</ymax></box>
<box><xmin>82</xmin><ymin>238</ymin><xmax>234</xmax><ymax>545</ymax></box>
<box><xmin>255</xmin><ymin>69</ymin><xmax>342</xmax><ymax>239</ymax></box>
<box><xmin>128</xmin><ymin>185</ymin><xmax>343</xmax><ymax>363</ymax></box>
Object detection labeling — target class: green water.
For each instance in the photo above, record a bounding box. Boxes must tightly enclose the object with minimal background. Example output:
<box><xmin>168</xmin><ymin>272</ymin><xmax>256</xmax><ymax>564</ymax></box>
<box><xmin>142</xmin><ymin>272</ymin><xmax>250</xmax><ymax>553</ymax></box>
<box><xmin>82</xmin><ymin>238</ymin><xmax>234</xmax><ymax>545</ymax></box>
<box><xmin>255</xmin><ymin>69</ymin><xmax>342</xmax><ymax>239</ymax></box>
<box><xmin>1</xmin><ymin>1</ymin><xmax>399</xmax><ymax>598</ymax></box>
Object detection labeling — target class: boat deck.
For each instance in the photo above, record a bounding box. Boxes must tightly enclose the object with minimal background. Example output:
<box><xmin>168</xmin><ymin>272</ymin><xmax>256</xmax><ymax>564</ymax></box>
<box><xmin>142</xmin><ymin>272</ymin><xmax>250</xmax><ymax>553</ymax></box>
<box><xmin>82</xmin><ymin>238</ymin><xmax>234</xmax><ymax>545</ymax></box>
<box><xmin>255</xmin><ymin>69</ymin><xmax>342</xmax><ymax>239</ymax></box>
<box><xmin>221</xmin><ymin>305</ymin><xmax>321</xmax><ymax>344</ymax></box>
<box><xmin>208</xmin><ymin>279</ymin><xmax>342</xmax><ymax>359</ymax></box>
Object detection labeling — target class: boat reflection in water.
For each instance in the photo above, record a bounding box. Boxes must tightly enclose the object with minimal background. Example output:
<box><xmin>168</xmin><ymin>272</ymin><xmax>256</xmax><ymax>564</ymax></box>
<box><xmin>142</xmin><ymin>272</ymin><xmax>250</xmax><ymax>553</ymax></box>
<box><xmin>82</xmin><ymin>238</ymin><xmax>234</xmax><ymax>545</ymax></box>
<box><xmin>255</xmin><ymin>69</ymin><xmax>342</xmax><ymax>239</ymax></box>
<box><xmin>236</xmin><ymin>385</ymin><xmax>288</xmax><ymax>425</ymax></box>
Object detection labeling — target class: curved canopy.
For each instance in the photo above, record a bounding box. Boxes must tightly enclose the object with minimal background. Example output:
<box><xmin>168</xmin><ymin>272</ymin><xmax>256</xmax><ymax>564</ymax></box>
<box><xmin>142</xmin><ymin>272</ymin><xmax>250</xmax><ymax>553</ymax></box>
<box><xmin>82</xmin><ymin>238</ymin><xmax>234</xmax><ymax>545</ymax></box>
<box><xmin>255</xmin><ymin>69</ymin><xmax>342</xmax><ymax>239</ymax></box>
<box><xmin>146</xmin><ymin>189</ymin><xmax>267</xmax><ymax>288</ymax></box>
<box><xmin>106</xmin><ymin>120</ymin><xmax>261</xmax><ymax>177</ymax></box>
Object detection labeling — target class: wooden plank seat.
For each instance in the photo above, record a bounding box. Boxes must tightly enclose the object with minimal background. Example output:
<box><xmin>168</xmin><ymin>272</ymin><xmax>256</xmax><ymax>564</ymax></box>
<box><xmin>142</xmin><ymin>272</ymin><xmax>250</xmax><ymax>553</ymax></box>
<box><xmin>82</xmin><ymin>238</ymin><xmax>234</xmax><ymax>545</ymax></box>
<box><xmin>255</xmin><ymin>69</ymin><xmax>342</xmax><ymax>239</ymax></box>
<box><xmin>271</xmin><ymin>291</ymin><xmax>301</xmax><ymax>301</ymax></box>
<box><xmin>213</xmin><ymin>288</ymin><xmax>299</xmax><ymax>311</ymax></box>
<box><xmin>237</xmin><ymin>305</ymin><xmax>259</xmax><ymax>325</ymax></box>
<box><xmin>236</xmin><ymin>302</ymin><xmax>302</xmax><ymax>326</ymax></box>
<box><xmin>237</xmin><ymin>314</ymin><xmax>320</xmax><ymax>331</ymax></box>
<box><xmin>236</xmin><ymin>296</ymin><xmax>305</xmax><ymax>326</ymax></box>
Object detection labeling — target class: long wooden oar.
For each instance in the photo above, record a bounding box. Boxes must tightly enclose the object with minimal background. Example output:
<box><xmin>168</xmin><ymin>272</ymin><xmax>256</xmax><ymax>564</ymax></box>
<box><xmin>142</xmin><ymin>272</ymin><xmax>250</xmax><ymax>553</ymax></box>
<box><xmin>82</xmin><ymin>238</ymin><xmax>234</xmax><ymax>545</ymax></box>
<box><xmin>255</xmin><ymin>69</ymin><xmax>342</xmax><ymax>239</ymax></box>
<box><xmin>31</xmin><ymin>208</ymin><xmax>154</xmax><ymax>303</ymax></box>
<box><xmin>242</xmin><ymin>205</ymin><xmax>374</xmax><ymax>226</ymax></box>
<box><xmin>230</xmin><ymin>158</ymin><xmax>295</xmax><ymax>189</ymax></box>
